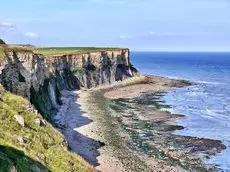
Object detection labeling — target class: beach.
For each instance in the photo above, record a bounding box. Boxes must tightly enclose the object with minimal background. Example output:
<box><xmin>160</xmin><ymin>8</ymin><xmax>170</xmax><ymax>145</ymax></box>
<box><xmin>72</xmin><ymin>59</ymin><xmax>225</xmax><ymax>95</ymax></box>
<box><xmin>54</xmin><ymin>76</ymin><xmax>226</xmax><ymax>172</ymax></box>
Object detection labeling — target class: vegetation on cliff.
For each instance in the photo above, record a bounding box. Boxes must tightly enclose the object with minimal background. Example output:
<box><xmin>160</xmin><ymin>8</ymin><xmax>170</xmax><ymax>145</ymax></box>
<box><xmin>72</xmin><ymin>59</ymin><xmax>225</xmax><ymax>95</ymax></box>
<box><xmin>0</xmin><ymin>39</ymin><xmax>6</xmax><ymax>45</ymax></box>
<box><xmin>33</xmin><ymin>47</ymin><xmax>126</xmax><ymax>56</ymax></box>
<box><xmin>0</xmin><ymin>45</ymin><xmax>133</xmax><ymax>171</ymax></box>
<box><xmin>0</xmin><ymin>86</ymin><xmax>93</xmax><ymax>172</ymax></box>
<box><xmin>0</xmin><ymin>46</ymin><xmax>33</xmax><ymax>63</ymax></box>
<box><xmin>0</xmin><ymin>45</ymin><xmax>127</xmax><ymax>63</ymax></box>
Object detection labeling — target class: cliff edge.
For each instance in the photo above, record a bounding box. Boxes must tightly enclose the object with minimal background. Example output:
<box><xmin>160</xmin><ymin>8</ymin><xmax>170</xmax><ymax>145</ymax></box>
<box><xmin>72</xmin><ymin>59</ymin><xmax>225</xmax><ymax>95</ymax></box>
<box><xmin>0</xmin><ymin>47</ymin><xmax>137</xmax><ymax>120</ymax></box>
<box><xmin>0</xmin><ymin>45</ymin><xmax>137</xmax><ymax>171</ymax></box>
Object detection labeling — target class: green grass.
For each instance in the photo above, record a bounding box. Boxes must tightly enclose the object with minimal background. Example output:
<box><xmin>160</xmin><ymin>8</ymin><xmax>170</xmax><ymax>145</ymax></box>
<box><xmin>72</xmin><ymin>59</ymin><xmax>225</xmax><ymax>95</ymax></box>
<box><xmin>0</xmin><ymin>46</ymin><xmax>33</xmax><ymax>53</ymax></box>
<box><xmin>0</xmin><ymin>45</ymin><xmax>33</xmax><ymax>63</ymax></box>
<box><xmin>0</xmin><ymin>45</ymin><xmax>127</xmax><ymax>62</ymax></box>
<box><xmin>0</xmin><ymin>145</ymin><xmax>46</xmax><ymax>172</ymax></box>
<box><xmin>0</xmin><ymin>48</ymin><xmax>6</xmax><ymax>63</ymax></box>
<box><xmin>0</xmin><ymin>87</ymin><xmax>93</xmax><ymax>172</ymax></box>
<box><xmin>33</xmin><ymin>47</ymin><xmax>124</xmax><ymax>56</ymax></box>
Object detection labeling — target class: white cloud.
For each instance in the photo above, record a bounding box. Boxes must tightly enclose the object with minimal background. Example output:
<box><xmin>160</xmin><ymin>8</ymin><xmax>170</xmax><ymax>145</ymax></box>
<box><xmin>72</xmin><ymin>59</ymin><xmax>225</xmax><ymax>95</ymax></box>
<box><xmin>149</xmin><ymin>31</ymin><xmax>157</xmax><ymax>36</ymax></box>
<box><xmin>119</xmin><ymin>35</ymin><xmax>133</xmax><ymax>39</ymax></box>
<box><xmin>149</xmin><ymin>31</ymin><xmax>173</xmax><ymax>36</ymax></box>
<box><xmin>0</xmin><ymin>22</ymin><xmax>16</xmax><ymax>28</ymax></box>
<box><xmin>119</xmin><ymin>31</ymin><xmax>174</xmax><ymax>40</ymax></box>
<box><xmin>0</xmin><ymin>22</ymin><xmax>17</xmax><ymax>33</ymax></box>
<box><xmin>25</xmin><ymin>32</ymin><xmax>39</xmax><ymax>38</ymax></box>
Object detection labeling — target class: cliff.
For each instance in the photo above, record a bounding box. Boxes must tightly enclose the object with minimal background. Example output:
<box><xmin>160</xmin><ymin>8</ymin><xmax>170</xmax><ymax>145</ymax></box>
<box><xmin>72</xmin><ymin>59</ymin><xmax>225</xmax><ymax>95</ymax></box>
<box><xmin>0</xmin><ymin>46</ymin><xmax>137</xmax><ymax>171</ymax></box>
<box><xmin>0</xmin><ymin>48</ymin><xmax>137</xmax><ymax>121</ymax></box>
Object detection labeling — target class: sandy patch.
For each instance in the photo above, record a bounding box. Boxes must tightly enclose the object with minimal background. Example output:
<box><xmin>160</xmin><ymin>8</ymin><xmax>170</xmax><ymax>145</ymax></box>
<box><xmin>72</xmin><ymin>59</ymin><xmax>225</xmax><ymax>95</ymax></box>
<box><xmin>54</xmin><ymin>90</ymin><xmax>125</xmax><ymax>172</ymax></box>
<box><xmin>104</xmin><ymin>76</ymin><xmax>192</xmax><ymax>99</ymax></box>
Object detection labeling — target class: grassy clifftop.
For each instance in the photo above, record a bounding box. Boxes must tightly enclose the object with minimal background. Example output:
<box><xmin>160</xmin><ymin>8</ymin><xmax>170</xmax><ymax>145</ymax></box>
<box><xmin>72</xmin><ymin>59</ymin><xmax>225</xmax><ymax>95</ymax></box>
<box><xmin>0</xmin><ymin>87</ymin><xmax>93</xmax><ymax>172</ymax></box>
<box><xmin>33</xmin><ymin>47</ymin><xmax>126</xmax><ymax>56</ymax></box>
<box><xmin>0</xmin><ymin>46</ymin><xmax>33</xmax><ymax>63</ymax></box>
<box><xmin>0</xmin><ymin>45</ymin><xmax>126</xmax><ymax>62</ymax></box>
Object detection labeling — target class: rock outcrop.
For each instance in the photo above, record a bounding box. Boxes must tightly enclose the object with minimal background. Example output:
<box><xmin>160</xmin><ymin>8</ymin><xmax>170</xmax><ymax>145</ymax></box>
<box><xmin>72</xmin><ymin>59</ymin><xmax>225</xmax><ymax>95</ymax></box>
<box><xmin>0</xmin><ymin>38</ymin><xmax>6</xmax><ymax>45</ymax></box>
<box><xmin>0</xmin><ymin>48</ymin><xmax>137</xmax><ymax>121</ymax></box>
<box><xmin>14</xmin><ymin>114</ymin><xmax>25</xmax><ymax>127</ymax></box>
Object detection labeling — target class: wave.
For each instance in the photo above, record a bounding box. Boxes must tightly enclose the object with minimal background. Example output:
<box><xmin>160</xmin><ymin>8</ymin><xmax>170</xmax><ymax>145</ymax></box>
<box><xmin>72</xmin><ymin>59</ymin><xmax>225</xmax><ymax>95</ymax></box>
<box><xmin>197</xmin><ymin>81</ymin><xmax>223</xmax><ymax>85</ymax></box>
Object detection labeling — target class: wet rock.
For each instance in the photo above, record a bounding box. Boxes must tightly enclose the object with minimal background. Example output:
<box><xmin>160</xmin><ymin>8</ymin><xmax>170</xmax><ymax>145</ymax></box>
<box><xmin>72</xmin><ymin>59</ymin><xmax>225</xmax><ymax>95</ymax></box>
<box><xmin>14</xmin><ymin>114</ymin><xmax>25</xmax><ymax>127</ymax></box>
<box><xmin>9</xmin><ymin>165</ymin><xmax>17</xmax><ymax>172</ymax></box>
<box><xmin>31</xmin><ymin>165</ymin><xmax>49</xmax><ymax>172</ymax></box>
<box><xmin>34</xmin><ymin>118</ymin><xmax>46</xmax><ymax>127</ymax></box>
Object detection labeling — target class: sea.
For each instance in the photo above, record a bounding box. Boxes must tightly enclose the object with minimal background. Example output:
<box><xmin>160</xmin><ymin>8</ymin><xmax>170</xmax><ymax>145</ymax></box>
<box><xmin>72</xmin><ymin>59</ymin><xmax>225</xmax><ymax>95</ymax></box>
<box><xmin>131</xmin><ymin>51</ymin><xmax>230</xmax><ymax>171</ymax></box>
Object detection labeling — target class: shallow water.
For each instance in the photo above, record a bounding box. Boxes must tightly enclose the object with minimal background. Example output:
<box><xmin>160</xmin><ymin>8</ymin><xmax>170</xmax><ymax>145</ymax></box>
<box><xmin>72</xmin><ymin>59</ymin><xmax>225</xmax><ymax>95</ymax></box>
<box><xmin>131</xmin><ymin>51</ymin><xmax>230</xmax><ymax>171</ymax></box>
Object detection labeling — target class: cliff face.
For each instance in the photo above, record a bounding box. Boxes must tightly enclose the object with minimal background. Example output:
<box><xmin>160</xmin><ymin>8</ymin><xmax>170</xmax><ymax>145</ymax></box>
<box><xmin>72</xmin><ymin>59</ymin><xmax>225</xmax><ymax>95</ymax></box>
<box><xmin>0</xmin><ymin>48</ymin><xmax>137</xmax><ymax>120</ymax></box>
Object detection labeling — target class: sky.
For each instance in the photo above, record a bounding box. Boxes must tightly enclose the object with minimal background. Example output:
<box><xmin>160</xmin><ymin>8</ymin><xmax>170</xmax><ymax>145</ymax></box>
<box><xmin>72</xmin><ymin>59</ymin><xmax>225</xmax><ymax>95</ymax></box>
<box><xmin>0</xmin><ymin>0</ymin><xmax>230</xmax><ymax>51</ymax></box>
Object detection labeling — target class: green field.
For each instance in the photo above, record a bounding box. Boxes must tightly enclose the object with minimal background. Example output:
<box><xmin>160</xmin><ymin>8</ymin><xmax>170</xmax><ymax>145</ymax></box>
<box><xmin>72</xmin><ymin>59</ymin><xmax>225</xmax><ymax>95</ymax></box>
<box><xmin>0</xmin><ymin>46</ymin><xmax>33</xmax><ymax>63</ymax></box>
<box><xmin>0</xmin><ymin>40</ymin><xmax>126</xmax><ymax>59</ymax></box>
<box><xmin>0</xmin><ymin>44</ymin><xmax>126</xmax><ymax>62</ymax></box>
<box><xmin>33</xmin><ymin>47</ymin><xmax>123</xmax><ymax>56</ymax></box>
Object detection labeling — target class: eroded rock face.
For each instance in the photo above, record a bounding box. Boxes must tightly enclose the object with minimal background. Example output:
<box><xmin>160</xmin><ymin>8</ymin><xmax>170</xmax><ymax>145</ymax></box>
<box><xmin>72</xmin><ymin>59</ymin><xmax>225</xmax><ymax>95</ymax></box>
<box><xmin>0</xmin><ymin>49</ymin><xmax>137</xmax><ymax>120</ymax></box>
<box><xmin>53</xmin><ymin>49</ymin><xmax>135</xmax><ymax>89</ymax></box>
<box><xmin>0</xmin><ymin>51</ymin><xmax>49</xmax><ymax>98</ymax></box>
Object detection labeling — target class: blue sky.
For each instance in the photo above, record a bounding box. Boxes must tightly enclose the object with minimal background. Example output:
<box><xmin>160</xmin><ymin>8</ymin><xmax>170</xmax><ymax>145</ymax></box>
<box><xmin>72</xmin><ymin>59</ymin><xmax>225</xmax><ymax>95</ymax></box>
<box><xmin>0</xmin><ymin>0</ymin><xmax>230</xmax><ymax>51</ymax></box>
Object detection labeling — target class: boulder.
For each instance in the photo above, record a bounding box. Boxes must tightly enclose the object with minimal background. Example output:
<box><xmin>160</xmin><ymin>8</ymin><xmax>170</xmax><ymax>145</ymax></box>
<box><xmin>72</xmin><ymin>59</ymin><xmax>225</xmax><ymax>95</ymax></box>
<box><xmin>31</xmin><ymin>165</ymin><xmax>49</xmax><ymax>172</ymax></box>
<box><xmin>34</xmin><ymin>118</ymin><xmax>46</xmax><ymax>127</ymax></box>
<box><xmin>16</xmin><ymin>135</ymin><xmax>24</xmax><ymax>145</ymax></box>
<box><xmin>24</xmin><ymin>105</ymin><xmax>38</xmax><ymax>114</ymax></box>
<box><xmin>14</xmin><ymin>115</ymin><xmax>25</xmax><ymax>127</ymax></box>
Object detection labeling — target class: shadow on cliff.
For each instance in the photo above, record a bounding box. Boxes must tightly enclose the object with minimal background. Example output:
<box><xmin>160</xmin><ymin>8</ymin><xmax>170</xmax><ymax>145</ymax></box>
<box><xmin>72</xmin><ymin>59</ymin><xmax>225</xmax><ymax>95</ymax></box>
<box><xmin>0</xmin><ymin>145</ymin><xmax>49</xmax><ymax>172</ymax></box>
<box><xmin>54</xmin><ymin>91</ymin><xmax>104</xmax><ymax>167</ymax></box>
<box><xmin>0</xmin><ymin>50</ymin><xmax>137</xmax><ymax>168</ymax></box>
<box><xmin>0</xmin><ymin>54</ymin><xmax>102</xmax><ymax>167</ymax></box>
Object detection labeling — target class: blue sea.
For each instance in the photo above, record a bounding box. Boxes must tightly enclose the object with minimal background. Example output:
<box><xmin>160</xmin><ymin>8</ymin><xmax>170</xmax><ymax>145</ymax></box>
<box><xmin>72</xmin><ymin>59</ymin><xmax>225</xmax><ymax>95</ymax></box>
<box><xmin>131</xmin><ymin>51</ymin><xmax>230</xmax><ymax>171</ymax></box>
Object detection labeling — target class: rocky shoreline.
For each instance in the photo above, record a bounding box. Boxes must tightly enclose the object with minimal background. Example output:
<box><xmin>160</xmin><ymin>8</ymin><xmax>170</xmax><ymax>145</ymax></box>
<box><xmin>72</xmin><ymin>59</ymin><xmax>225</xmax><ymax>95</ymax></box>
<box><xmin>55</xmin><ymin>75</ymin><xmax>226</xmax><ymax>172</ymax></box>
